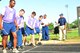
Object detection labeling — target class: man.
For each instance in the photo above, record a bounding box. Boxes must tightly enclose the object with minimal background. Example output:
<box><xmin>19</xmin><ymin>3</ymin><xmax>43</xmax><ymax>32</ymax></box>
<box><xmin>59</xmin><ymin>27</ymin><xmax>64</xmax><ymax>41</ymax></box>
<box><xmin>0</xmin><ymin>0</ymin><xmax>19</xmax><ymax>53</ymax></box>
<box><xmin>8</xmin><ymin>9</ymin><xmax>25</xmax><ymax>49</ymax></box>
<box><xmin>58</xmin><ymin>13</ymin><xmax>67</xmax><ymax>41</ymax></box>
<box><xmin>35</xmin><ymin>15</ymin><xmax>43</xmax><ymax>44</ymax></box>
<box><xmin>16</xmin><ymin>9</ymin><xmax>25</xmax><ymax>49</ymax></box>
<box><xmin>41</xmin><ymin>14</ymin><xmax>50</xmax><ymax>40</ymax></box>
<box><xmin>25</xmin><ymin>11</ymin><xmax>36</xmax><ymax>46</ymax></box>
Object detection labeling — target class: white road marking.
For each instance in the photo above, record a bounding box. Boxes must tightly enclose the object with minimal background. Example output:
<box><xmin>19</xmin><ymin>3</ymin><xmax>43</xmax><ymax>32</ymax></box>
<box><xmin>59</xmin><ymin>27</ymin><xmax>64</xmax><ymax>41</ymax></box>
<box><xmin>21</xmin><ymin>51</ymin><xmax>80</xmax><ymax>53</ymax></box>
<box><xmin>25</xmin><ymin>51</ymin><xmax>57</xmax><ymax>52</ymax></box>
<box><xmin>22</xmin><ymin>46</ymin><xmax>40</xmax><ymax>53</ymax></box>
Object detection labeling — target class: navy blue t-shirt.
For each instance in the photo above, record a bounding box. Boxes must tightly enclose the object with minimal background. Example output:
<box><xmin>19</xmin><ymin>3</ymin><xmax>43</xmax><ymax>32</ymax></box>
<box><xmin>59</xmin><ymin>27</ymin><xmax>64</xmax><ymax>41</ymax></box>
<box><xmin>58</xmin><ymin>17</ymin><xmax>66</xmax><ymax>26</ymax></box>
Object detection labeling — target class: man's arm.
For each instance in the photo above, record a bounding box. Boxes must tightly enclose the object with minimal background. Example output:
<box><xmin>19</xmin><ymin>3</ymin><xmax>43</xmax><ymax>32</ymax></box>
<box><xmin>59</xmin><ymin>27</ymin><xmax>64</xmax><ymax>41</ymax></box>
<box><xmin>64</xmin><ymin>23</ymin><xmax>67</xmax><ymax>30</ymax></box>
<box><xmin>25</xmin><ymin>17</ymin><xmax>33</xmax><ymax>29</ymax></box>
<box><xmin>58</xmin><ymin>18</ymin><xmax>60</xmax><ymax>25</ymax></box>
<box><xmin>41</xmin><ymin>19</ymin><xmax>45</xmax><ymax>26</ymax></box>
<box><xmin>45</xmin><ymin>19</ymin><xmax>51</xmax><ymax>26</ymax></box>
<box><xmin>0</xmin><ymin>14</ymin><xmax>3</xmax><ymax>30</ymax></box>
<box><xmin>14</xmin><ymin>19</ymin><xmax>18</xmax><ymax>30</ymax></box>
<box><xmin>32</xmin><ymin>19</ymin><xmax>36</xmax><ymax>29</ymax></box>
<box><xmin>0</xmin><ymin>7</ymin><xmax>6</xmax><ymax>30</ymax></box>
<box><xmin>64</xmin><ymin>18</ymin><xmax>67</xmax><ymax>30</ymax></box>
<box><xmin>45</xmin><ymin>23</ymin><xmax>50</xmax><ymax>26</ymax></box>
<box><xmin>14</xmin><ymin>10</ymin><xmax>19</xmax><ymax>30</ymax></box>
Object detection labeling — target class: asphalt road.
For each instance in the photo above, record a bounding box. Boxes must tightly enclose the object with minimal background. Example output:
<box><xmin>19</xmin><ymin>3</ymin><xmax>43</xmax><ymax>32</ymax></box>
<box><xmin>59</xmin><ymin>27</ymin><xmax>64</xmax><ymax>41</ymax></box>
<box><xmin>0</xmin><ymin>44</ymin><xmax>80</xmax><ymax>53</ymax></box>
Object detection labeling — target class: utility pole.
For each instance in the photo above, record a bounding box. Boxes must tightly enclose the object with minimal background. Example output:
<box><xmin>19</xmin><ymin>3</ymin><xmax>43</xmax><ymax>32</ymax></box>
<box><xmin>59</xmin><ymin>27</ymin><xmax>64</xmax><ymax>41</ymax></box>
<box><xmin>77</xmin><ymin>6</ymin><xmax>80</xmax><ymax>36</ymax></box>
<box><xmin>65</xmin><ymin>5</ymin><xmax>69</xmax><ymax>29</ymax></box>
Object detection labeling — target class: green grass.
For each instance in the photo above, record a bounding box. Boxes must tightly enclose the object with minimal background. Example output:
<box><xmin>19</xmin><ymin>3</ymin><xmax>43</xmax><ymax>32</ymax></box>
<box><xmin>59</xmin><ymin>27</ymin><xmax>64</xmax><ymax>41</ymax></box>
<box><xmin>67</xmin><ymin>29</ymin><xmax>79</xmax><ymax>39</ymax></box>
<box><xmin>26</xmin><ymin>28</ymin><xmax>80</xmax><ymax>41</ymax></box>
<box><xmin>0</xmin><ymin>28</ymin><xmax>79</xmax><ymax>42</ymax></box>
<box><xmin>49</xmin><ymin>28</ymin><xmax>79</xmax><ymax>40</ymax></box>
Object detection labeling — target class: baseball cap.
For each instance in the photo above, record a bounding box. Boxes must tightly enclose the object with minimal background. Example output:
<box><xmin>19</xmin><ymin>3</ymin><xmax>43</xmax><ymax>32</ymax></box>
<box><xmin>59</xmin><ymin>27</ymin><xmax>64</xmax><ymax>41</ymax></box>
<box><xmin>59</xmin><ymin>13</ymin><xmax>63</xmax><ymax>16</ymax></box>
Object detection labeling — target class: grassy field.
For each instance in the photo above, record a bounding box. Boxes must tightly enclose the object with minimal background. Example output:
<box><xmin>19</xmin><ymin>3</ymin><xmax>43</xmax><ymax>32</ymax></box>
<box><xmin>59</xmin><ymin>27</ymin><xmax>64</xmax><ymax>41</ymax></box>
<box><xmin>26</xmin><ymin>28</ymin><xmax>80</xmax><ymax>41</ymax></box>
<box><xmin>0</xmin><ymin>28</ymin><xmax>80</xmax><ymax>42</ymax></box>
<box><xmin>49</xmin><ymin>29</ymin><xmax>79</xmax><ymax>40</ymax></box>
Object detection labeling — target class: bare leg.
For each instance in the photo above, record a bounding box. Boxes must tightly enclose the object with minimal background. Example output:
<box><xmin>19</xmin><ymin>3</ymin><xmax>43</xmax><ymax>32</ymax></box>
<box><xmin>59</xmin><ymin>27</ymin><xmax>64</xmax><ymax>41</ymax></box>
<box><xmin>23</xmin><ymin>35</ymin><xmax>27</xmax><ymax>45</ymax></box>
<box><xmin>12</xmin><ymin>32</ymin><xmax>17</xmax><ymax>48</ymax></box>
<box><xmin>31</xmin><ymin>35</ymin><xmax>35</xmax><ymax>46</ymax></box>
<box><xmin>2</xmin><ymin>35</ymin><xmax>8</xmax><ymax>49</ymax></box>
<box><xmin>39</xmin><ymin>33</ymin><xmax>42</xmax><ymax>42</ymax></box>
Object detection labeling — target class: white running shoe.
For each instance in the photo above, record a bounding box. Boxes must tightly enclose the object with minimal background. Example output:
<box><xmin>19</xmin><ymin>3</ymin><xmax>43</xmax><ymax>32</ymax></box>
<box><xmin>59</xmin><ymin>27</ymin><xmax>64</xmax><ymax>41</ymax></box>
<box><xmin>32</xmin><ymin>44</ymin><xmax>36</xmax><ymax>47</ymax></box>
<box><xmin>13</xmin><ymin>48</ymin><xmax>19</xmax><ymax>53</ymax></box>
<box><xmin>25</xmin><ymin>42</ymin><xmax>29</xmax><ymax>45</ymax></box>
<box><xmin>3</xmin><ymin>49</ymin><xmax>7</xmax><ymax>53</ymax></box>
<box><xmin>22</xmin><ymin>43</ymin><xmax>24</xmax><ymax>46</ymax></box>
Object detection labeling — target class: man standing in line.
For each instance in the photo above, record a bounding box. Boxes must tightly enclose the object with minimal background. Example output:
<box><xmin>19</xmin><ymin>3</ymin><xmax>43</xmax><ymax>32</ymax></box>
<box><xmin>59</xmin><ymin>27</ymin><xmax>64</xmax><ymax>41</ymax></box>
<box><xmin>58</xmin><ymin>13</ymin><xmax>67</xmax><ymax>41</ymax></box>
<box><xmin>8</xmin><ymin>9</ymin><xmax>25</xmax><ymax>50</ymax></box>
<box><xmin>41</xmin><ymin>14</ymin><xmax>50</xmax><ymax>40</ymax></box>
<box><xmin>25</xmin><ymin>11</ymin><xmax>36</xmax><ymax>46</ymax></box>
<box><xmin>0</xmin><ymin>0</ymin><xmax>19</xmax><ymax>53</ymax></box>
<box><xmin>16</xmin><ymin>9</ymin><xmax>25</xmax><ymax>49</ymax></box>
<box><xmin>35</xmin><ymin>15</ymin><xmax>43</xmax><ymax>44</ymax></box>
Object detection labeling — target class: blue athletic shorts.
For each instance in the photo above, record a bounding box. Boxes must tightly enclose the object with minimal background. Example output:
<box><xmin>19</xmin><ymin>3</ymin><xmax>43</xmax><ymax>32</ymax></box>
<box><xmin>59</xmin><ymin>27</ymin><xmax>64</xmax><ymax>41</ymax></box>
<box><xmin>25</xmin><ymin>26</ymin><xmax>34</xmax><ymax>36</ymax></box>
<box><xmin>21</xmin><ymin>27</ymin><xmax>26</xmax><ymax>35</ymax></box>
<box><xmin>1</xmin><ymin>22</ymin><xmax>16</xmax><ymax>36</ymax></box>
<box><xmin>35</xmin><ymin>28</ymin><xmax>40</xmax><ymax>34</ymax></box>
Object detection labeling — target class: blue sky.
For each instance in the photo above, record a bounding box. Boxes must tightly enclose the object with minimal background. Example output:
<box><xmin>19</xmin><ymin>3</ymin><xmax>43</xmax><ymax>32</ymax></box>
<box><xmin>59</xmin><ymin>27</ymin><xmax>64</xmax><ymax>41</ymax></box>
<box><xmin>0</xmin><ymin>0</ymin><xmax>80</xmax><ymax>23</ymax></box>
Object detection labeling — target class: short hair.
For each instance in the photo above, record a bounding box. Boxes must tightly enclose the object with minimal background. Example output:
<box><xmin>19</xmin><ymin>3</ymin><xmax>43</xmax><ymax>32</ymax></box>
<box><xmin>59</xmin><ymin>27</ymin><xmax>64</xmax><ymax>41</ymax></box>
<box><xmin>20</xmin><ymin>9</ymin><xmax>25</xmax><ymax>13</ymax></box>
<box><xmin>9</xmin><ymin>0</ymin><xmax>15</xmax><ymax>2</ymax></box>
<box><xmin>39</xmin><ymin>15</ymin><xmax>43</xmax><ymax>18</ymax></box>
<box><xmin>44</xmin><ymin>14</ymin><xmax>47</xmax><ymax>16</ymax></box>
<box><xmin>32</xmin><ymin>11</ymin><xmax>36</xmax><ymax>16</ymax></box>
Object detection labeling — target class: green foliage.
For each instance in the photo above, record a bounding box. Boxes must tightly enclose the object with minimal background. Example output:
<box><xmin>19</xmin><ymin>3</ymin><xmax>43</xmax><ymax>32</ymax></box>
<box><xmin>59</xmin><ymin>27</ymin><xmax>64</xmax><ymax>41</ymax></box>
<box><xmin>69</xmin><ymin>19</ymin><xmax>78</xmax><ymax>28</ymax></box>
<box><xmin>48</xmin><ymin>23</ymin><xmax>54</xmax><ymax>30</ymax></box>
<box><xmin>24</xmin><ymin>22</ymin><xmax>26</xmax><ymax>29</ymax></box>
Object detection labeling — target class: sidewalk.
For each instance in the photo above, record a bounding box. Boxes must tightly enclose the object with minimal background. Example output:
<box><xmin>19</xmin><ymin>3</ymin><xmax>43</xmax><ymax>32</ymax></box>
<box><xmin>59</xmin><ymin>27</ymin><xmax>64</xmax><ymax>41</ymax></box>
<box><xmin>37</xmin><ymin>39</ymin><xmax>80</xmax><ymax>45</ymax></box>
<box><xmin>0</xmin><ymin>39</ymin><xmax>80</xmax><ymax>45</ymax></box>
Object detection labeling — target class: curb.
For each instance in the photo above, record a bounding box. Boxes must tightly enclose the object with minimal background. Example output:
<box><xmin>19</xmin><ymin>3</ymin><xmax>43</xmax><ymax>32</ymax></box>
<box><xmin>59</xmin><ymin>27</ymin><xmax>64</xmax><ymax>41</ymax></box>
<box><xmin>37</xmin><ymin>40</ymin><xmax>80</xmax><ymax>45</ymax></box>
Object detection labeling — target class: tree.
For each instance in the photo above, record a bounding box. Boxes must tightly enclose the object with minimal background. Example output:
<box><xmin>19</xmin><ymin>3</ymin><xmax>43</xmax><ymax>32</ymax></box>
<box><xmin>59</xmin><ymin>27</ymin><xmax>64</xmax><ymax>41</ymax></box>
<box><xmin>69</xmin><ymin>19</ymin><xmax>78</xmax><ymax>28</ymax></box>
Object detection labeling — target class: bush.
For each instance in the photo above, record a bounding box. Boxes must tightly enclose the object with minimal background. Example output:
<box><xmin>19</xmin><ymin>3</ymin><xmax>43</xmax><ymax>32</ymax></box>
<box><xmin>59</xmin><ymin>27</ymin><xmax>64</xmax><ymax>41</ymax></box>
<box><xmin>48</xmin><ymin>23</ymin><xmax>54</xmax><ymax>30</ymax></box>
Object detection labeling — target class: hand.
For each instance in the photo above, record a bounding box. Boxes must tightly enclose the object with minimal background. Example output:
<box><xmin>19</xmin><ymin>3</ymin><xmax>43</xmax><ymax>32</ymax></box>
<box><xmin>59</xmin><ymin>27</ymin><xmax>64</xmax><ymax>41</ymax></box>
<box><xmin>64</xmin><ymin>27</ymin><xmax>66</xmax><ymax>30</ymax></box>
<box><xmin>64</xmin><ymin>25</ymin><xmax>66</xmax><ymax>30</ymax></box>
<box><xmin>30</xmin><ymin>27</ymin><xmax>34</xmax><ymax>30</ymax></box>
<box><xmin>29</xmin><ymin>26</ymin><xmax>34</xmax><ymax>30</ymax></box>
<box><xmin>45</xmin><ymin>23</ymin><xmax>49</xmax><ymax>26</ymax></box>
<box><xmin>16</xmin><ymin>25</ymin><xmax>19</xmax><ymax>30</ymax></box>
<box><xmin>41</xmin><ymin>23</ymin><xmax>44</xmax><ymax>25</ymax></box>
<box><xmin>0</xmin><ymin>24</ymin><xmax>3</xmax><ymax>30</ymax></box>
<box><xmin>45</xmin><ymin>24</ymin><xmax>49</xmax><ymax>26</ymax></box>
